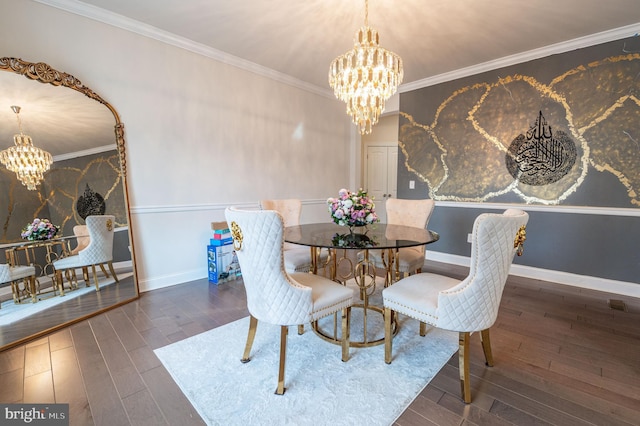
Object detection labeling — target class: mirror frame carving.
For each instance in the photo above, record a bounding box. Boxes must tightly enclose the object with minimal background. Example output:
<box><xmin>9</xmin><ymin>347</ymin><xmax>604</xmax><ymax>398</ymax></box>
<box><xmin>0</xmin><ymin>57</ymin><xmax>139</xmax><ymax>351</ymax></box>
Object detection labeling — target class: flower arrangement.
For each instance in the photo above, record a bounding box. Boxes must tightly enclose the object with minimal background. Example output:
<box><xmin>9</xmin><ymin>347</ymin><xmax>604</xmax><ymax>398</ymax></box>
<box><xmin>327</xmin><ymin>188</ymin><xmax>379</xmax><ymax>228</ymax></box>
<box><xmin>21</xmin><ymin>218</ymin><xmax>59</xmax><ymax>241</ymax></box>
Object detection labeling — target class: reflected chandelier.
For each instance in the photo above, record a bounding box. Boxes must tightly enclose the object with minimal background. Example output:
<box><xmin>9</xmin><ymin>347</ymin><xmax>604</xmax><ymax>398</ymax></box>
<box><xmin>0</xmin><ymin>106</ymin><xmax>53</xmax><ymax>190</ymax></box>
<box><xmin>328</xmin><ymin>0</ymin><xmax>403</xmax><ymax>135</ymax></box>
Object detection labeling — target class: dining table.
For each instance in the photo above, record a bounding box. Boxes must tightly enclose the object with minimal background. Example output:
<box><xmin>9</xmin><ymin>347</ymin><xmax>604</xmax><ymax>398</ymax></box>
<box><xmin>2</xmin><ymin>235</ymin><xmax>77</xmax><ymax>301</ymax></box>
<box><xmin>284</xmin><ymin>222</ymin><xmax>439</xmax><ymax>347</ymax></box>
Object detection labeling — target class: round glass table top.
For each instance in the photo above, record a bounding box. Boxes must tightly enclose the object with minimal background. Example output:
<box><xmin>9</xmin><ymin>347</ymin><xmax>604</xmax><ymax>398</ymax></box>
<box><xmin>284</xmin><ymin>223</ymin><xmax>439</xmax><ymax>249</ymax></box>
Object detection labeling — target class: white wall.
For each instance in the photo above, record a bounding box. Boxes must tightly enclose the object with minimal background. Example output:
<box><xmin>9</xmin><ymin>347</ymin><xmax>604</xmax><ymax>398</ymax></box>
<box><xmin>0</xmin><ymin>0</ymin><xmax>355</xmax><ymax>291</ymax></box>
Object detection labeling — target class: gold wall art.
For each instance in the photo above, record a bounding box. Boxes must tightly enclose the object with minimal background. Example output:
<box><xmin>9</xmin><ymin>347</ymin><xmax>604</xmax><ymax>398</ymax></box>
<box><xmin>0</xmin><ymin>150</ymin><xmax>125</xmax><ymax>243</ymax></box>
<box><xmin>399</xmin><ymin>40</ymin><xmax>640</xmax><ymax>207</ymax></box>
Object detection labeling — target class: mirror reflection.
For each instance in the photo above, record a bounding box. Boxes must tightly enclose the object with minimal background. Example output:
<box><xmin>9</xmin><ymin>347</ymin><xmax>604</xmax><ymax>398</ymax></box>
<box><xmin>0</xmin><ymin>58</ymin><xmax>138</xmax><ymax>350</ymax></box>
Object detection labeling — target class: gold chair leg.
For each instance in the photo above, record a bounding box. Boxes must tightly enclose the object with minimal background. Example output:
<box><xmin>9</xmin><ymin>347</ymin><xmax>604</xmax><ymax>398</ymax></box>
<box><xmin>91</xmin><ymin>265</ymin><xmax>100</xmax><ymax>291</ymax></box>
<box><xmin>82</xmin><ymin>267</ymin><xmax>90</xmax><ymax>287</ymax></box>
<box><xmin>10</xmin><ymin>280</ymin><xmax>20</xmax><ymax>303</ymax></box>
<box><xmin>28</xmin><ymin>276</ymin><xmax>37</xmax><ymax>303</ymax></box>
<box><xmin>459</xmin><ymin>332</ymin><xmax>471</xmax><ymax>403</ymax></box>
<box><xmin>276</xmin><ymin>325</ymin><xmax>287</xmax><ymax>395</ymax></box>
<box><xmin>419</xmin><ymin>321</ymin><xmax>427</xmax><ymax>336</ymax></box>
<box><xmin>70</xmin><ymin>269</ymin><xmax>79</xmax><ymax>290</ymax></box>
<box><xmin>341</xmin><ymin>307</ymin><xmax>351</xmax><ymax>362</ymax></box>
<box><xmin>298</xmin><ymin>324</ymin><xmax>304</xmax><ymax>335</ymax></box>
<box><xmin>99</xmin><ymin>263</ymin><xmax>110</xmax><ymax>278</ymax></box>
<box><xmin>480</xmin><ymin>328</ymin><xmax>494</xmax><ymax>367</ymax></box>
<box><xmin>107</xmin><ymin>262</ymin><xmax>119</xmax><ymax>283</ymax></box>
<box><xmin>384</xmin><ymin>307</ymin><xmax>393</xmax><ymax>364</ymax></box>
<box><xmin>60</xmin><ymin>269</ymin><xmax>73</xmax><ymax>292</ymax></box>
<box><xmin>56</xmin><ymin>270</ymin><xmax>65</xmax><ymax>296</ymax></box>
<box><xmin>241</xmin><ymin>315</ymin><xmax>258</xmax><ymax>363</ymax></box>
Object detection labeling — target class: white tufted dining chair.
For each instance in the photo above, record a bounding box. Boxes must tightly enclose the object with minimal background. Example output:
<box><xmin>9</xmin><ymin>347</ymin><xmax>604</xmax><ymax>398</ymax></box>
<box><xmin>364</xmin><ymin>198</ymin><xmax>435</xmax><ymax>282</ymax></box>
<box><xmin>382</xmin><ymin>209</ymin><xmax>529</xmax><ymax>403</ymax></box>
<box><xmin>70</xmin><ymin>225</ymin><xmax>110</xmax><ymax>278</ymax></box>
<box><xmin>0</xmin><ymin>263</ymin><xmax>37</xmax><ymax>304</ymax></box>
<box><xmin>260</xmin><ymin>199</ymin><xmax>328</xmax><ymax>273</ymax></box>
<box><xmin>53</xmin><ymin>215</ymin><xmax>119</xmax><ymax>292</ymax></box>
<box><xmin>225</xmin><ymin>207</ymin><xmax>354</xmax><ymax>395</ymax></box>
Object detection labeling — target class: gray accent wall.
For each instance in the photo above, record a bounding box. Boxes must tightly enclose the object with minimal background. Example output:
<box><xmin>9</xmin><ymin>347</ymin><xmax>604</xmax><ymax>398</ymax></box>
<box><xmin>421</xmin><ymin>204</ymin><xmax>639</xmax><ymax>284</ymax></box>
<box><xmin>397</xmin><ymin>35</ymin><xmax>640</xmax><ymax>285</ymax></box>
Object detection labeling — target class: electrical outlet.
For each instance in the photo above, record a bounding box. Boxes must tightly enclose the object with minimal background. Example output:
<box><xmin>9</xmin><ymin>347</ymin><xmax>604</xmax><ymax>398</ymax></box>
<box><xmin>409</xmin><ymin>180</ymin><xmax>415</xmax><ymax>189</ymax></box>
<box><xmin>467</xmin><ymin>233</ymin><xmax>472</xmax><ymax>243</ymax></box>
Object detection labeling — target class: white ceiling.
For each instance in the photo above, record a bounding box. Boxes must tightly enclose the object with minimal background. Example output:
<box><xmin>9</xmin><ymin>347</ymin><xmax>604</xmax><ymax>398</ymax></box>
<box><xmin>74</xmin><ymin>0</ymin><xmax>640</xmax><ymax>90</ymax></box>
<box><xmin>2</xmin><ymin>0</ymin><xmax>640</xmax><ymax>158</ymax></box>
<box><xmin>0</xmin><ymin>71</ymin><xmax>115</xmax><ymax>158</ymax></box>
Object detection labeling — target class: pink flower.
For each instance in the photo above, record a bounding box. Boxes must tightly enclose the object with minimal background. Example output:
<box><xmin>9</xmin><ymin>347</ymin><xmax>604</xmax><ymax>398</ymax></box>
<box><xmin>327</xmin><ymin>188</ymin><xmax>379</xmax><ymax>227</ymax></box>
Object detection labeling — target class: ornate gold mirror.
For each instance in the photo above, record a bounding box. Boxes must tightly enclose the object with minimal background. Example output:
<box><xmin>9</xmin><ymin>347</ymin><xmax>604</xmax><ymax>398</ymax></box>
<box><xmin>0</xmin><ymin>57</ymin><xmax>138</xmax><ymax>350</ymax></box>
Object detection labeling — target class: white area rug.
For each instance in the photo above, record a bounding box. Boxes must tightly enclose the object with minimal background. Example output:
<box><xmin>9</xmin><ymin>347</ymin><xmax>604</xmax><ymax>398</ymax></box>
<box><xmin>0</xmin><ymin>272</ymin><xmax>132</xmax><ymax>325</ymax></box>
<box><xmin>155</xmin><ymin>291</ymin><xmax>458</xmax><ymax>426</ymax></box>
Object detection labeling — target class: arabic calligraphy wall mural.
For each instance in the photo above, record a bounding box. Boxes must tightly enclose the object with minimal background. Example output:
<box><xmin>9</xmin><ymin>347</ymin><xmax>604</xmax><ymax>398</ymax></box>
<box><xmin>399</xmin><ymin>35</ymin><xmax>640</xmax><ymax>207</ymax></box>
<box><xmin>0</xmin><ymin>150</ymin><xmax>126</xmax><ymax>243</ymax></box>
<box><xmin>506</xmin><ymin>110</ymin><xmax>577</xmax><ymax>186</ymax></box>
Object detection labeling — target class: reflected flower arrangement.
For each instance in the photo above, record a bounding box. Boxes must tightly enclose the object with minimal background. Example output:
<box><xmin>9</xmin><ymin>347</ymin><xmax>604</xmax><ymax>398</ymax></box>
<box><xmin>331</xmin><ymin>231</ymin><xmax>378</xmax><ymax>248</ymax></box>
<box><xmin>21</xmin><ymin>218</ymin><xmax>59</xmax><ymax>241</ymax></box>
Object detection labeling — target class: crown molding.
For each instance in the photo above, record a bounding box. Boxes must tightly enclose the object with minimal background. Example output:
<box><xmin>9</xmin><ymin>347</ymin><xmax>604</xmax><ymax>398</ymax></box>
<box><xmin>53</xmin><ymin>144</ymin><xmax>117</xmax><ymax>162</ymax></box>
<box><xmin>34</xmin><ymin>3</ymin><xmax>639</xmax><ymax>105</ymax></box>
<box><xmin>34</xmin><ymin>0</ymin><xmax>334</xmax><ymax>98</ymax></box>
<box><xmin>400</xmin><ymin>23</ymin><xmax>640</xmax><ymax>92</ymax></box>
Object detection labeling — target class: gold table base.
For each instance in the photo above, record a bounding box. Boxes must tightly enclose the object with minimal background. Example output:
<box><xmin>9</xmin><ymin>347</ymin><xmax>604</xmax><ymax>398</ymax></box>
<box><xmin>308</xmin><ymin>246</ymin><xmax>401</xmax><ymax>348</ymax></box>
<box><xmin>312</xmin><ymin>304</ymin><xmax>398</xmax><ymax>347</ymax></box>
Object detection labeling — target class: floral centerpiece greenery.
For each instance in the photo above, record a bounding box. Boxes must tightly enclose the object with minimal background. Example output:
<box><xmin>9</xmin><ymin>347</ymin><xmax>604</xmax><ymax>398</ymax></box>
<box><xmin>21</xmin><ymin>218</ymin><xmax>59</xmax><ymax>241</ymax></box>
<box><xmin>327</xmin><ymin>188</ymin><xmax>379</xmax><ymax>228</ymax></box>
<box><xmin>331</xmin><ymin>232</ymin><xmax>378</xmax><ymax>248</ymax></box>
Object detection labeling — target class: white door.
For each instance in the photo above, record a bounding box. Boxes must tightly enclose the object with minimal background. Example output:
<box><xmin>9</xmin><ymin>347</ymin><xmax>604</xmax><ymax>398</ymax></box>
<box><xmin>366</xmin><ymin>145</ymin><xmax>397</xmax><ymax>223</ymax></box>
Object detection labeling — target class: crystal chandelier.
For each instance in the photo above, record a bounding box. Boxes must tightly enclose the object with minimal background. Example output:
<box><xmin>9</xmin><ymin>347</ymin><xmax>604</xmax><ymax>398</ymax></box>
<box><xmin>328</xmin><ymin>0</ymin><xmax>403</xmax><ymax>135</ymax></box>
<box><xmin>0</xmin><ymin>106</ymin><xmax>53</xmax><ymax>190</ymax></box>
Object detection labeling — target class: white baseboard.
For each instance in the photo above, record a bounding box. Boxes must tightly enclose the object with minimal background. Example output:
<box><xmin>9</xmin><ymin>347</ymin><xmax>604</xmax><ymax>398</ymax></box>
<box><xmin>137</xmin><ymin>268</ymin><xmax>206</xmax><ymax>293</ymax></box>
<box><xmin>426</xmin><ymin>251</ymin><xmax>640</xmax><ymax>298</ymax></box>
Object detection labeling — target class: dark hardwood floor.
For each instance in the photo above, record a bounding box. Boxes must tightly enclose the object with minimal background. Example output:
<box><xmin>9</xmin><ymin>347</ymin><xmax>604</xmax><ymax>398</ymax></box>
<box><xmin>1</xmin><ymin>261</ymin><xmax>639</xmax><ymax>425</ymax></box>
<box><xmin>1</xmin><ymin>270</ymin><xmax>137</xmax><ymax>347</ymax></box>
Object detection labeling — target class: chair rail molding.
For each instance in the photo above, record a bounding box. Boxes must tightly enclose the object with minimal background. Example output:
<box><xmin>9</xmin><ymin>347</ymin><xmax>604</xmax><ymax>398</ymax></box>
<box><xmin>131</xmin><ymin>200</ymin><xmax>640</xmax><ymax>295</ymax></box>
<box><xmin>427</xmin><ymin>251</ymin><xmax>640</xmax><ymax>298</ymax></box>
<box><xmin>434</xmin><ymin>201</ymin><xmax>640</xmax><ymax>217</ymax></box>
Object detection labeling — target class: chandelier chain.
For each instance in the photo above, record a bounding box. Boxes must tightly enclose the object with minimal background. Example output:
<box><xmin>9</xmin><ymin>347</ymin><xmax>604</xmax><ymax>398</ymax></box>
<box><xmin>364</xmin><ymin>0</ymin><xmax>368</xmax><ymax>27</ymax></box>
<box><xmin>13</xmin><ymin>107</ymin><xmax>24</xmax><ymax>134</ymax></box>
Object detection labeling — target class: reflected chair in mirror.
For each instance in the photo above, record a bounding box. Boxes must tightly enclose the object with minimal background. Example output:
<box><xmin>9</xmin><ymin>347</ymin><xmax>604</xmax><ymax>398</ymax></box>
<box><xmin>382</xmin><ymin>209</ymin><xmax>529</xmax><ymax>403</ymax></box>
<box><xmin>0</xmin><ymin>263</ymin><xmax>37</xmax><ymax>305</ymax></box>
<box><xmin>225</xmin><ymin>207</ymin><xmax>354</xmax><ymax>395</ymax></box>
<box><xmin>53</xmin><ymin>215</ymin><xmax>119</xmax><ymax>292</ymax></box>
<box><xmin>260</xmin><ymin>199</ymin><xmax>328</xmax><ymax>274</ymax></box>
<box><xmin>70</xmin><ymin>225</ymin><xmax>110</xmax><ymax>278</ymax></box>
<box><xmin>363</xmin><ymin>198</ymin><xmax>435</xmax><ymax>284</ymax></box>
